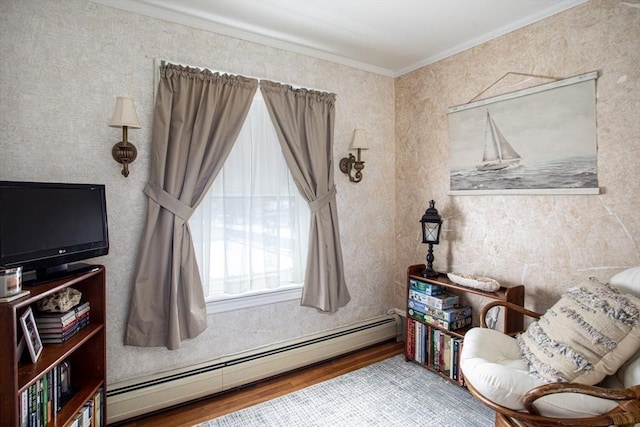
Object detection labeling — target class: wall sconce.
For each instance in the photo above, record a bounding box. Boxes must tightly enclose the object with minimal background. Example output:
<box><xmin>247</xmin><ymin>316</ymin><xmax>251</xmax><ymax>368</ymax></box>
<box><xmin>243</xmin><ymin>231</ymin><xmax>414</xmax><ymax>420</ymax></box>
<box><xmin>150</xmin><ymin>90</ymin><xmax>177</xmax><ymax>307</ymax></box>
<box><xmin>420</xmin><ymin>200</ymin><xmax>443</xmax><ymax>278</ymax></box>
<box><xmin>339</xmin><ymin>129</ymin><xmax>369</xmax><ymax>183</ymax></box>
<box><xmin>109</xmin><ymin>96</ymin><xmax>141</xmax><ymax>177</ymax></box>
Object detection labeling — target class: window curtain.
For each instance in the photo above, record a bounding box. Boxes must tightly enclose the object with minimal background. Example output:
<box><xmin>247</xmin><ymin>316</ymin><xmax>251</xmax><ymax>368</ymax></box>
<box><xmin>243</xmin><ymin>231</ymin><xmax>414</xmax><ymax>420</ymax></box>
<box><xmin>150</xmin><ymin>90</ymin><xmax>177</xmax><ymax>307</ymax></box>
<box><xmin>125</xmin><ymin>64</ymin><xmax>258</xmax><ymax>349</ymax></box>
<box><xmin>260</xmin><ymin>80</ymin><xmax>350</xmax><ymax>313</ymax></box>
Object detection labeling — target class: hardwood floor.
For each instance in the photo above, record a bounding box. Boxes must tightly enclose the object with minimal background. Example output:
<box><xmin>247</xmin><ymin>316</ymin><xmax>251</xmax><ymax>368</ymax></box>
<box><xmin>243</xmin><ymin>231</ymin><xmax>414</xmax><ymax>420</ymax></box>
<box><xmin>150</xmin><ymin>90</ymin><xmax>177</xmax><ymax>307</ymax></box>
<box><xmin>115</xmin><ymin>340</ymin><xmax>404</xmax><ymax>427</ymax></box>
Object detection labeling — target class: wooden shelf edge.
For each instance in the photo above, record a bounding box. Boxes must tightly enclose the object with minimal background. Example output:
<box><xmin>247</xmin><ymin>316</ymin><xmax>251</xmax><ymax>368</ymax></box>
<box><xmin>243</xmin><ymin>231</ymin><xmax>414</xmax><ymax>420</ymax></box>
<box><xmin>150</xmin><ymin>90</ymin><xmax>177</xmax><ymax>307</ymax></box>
<box><xmin>14</xmin><ymin>267</ymin><xmax>104</xmax><ymax>310</ymax></box>
<box><xmin>408</xmin><ymin>272</ymin><xmax>523</xmax><ymax>300</ymax></box>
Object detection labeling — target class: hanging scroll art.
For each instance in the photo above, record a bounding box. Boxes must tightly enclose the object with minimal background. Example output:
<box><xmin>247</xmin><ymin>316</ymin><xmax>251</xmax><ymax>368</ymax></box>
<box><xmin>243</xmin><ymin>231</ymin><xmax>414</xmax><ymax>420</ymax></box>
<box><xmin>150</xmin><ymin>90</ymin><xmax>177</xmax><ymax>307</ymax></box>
<box><xmin>448</xmin><ymin>72</ymin><xmax>599</xmax><ymax>195</ymax></box>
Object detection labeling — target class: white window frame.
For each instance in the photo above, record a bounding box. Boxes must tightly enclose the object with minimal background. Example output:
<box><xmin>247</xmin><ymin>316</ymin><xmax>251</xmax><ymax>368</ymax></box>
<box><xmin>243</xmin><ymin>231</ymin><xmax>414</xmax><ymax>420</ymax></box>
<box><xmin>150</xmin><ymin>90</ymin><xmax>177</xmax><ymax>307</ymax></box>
<box><xmin>205</xmin><ymin>284</ymin><xmax>303</xmax><ymax>314</ymax></box>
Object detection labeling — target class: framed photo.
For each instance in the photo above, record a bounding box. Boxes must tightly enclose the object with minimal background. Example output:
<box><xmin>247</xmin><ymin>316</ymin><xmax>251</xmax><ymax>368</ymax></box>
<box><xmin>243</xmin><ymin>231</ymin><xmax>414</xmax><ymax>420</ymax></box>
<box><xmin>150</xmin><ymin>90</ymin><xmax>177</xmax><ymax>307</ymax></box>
<box><xmin>20</xmin><ymin>306</ymin><xmax>43</xmax><ymax>363</ymax></box>
<box><xmin>448</xmin><ymin>71</ymin><xmax>599</xmax><ymax>195</ymax></box>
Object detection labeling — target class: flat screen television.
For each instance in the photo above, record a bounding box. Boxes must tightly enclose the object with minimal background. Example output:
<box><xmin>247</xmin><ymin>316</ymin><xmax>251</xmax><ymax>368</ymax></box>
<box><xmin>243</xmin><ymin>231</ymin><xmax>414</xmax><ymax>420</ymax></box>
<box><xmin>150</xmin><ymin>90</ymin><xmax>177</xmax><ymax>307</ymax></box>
<box><xmin>0</xmin><ymin>181</ymin><xmax>109</xmax><ymax>284</ymax></box>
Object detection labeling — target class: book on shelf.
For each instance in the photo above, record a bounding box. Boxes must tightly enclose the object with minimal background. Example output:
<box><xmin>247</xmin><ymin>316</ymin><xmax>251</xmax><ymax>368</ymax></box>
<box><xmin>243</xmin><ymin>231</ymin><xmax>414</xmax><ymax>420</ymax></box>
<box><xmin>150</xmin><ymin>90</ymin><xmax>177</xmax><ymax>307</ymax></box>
<box><xmin>92</xmin><ymin>388</ymin><xmax>103</xmax><ymax>426</ymax></box>
<box><xmin>426</xmin><ymin>305</ymin><xmax>471</xmax><ymax>322</ymax></box>
<box><xmin>35</xmin><ymin>309</ymin><xmax>78</xmax><ymax>325</ymax></box>
<box><xmin>422</xmin><ymin>292</ymin><xmax>460</xmax><ymax>310</ymax></box>
<box><xmin>38</xmin><ymin>324</ymin><xmax>78</xmax><ymax>339</ymax></box>
<box><xmin>432</xmin><ymin>329</ymin><xmax>440</xmax><ymax>371</ymax></box>
<box><xmin>68</xmin><ymin>388</ymin><xmax>103</xmax><ymax>427</ymax></box>
<box><xmin>426</xmin><ymin>325</ymin><xmax>432</xmax><ymax>368</ymax></box>
<box><xmin>417</xmin><ymin>322</ymin><xmax>428</xmax><ymax>364</ymax></box>
<box><xmin>451</xmin><ymin>337</ymin><xmax>463</xmax><ymax>381</ymax></box>
<box><xmin>35</xmin><ymin>301</ymin><xmax>90</xmax><ymax>322</ymax></box>
<box><xmin>409</xmin><ymin>278</ymin><xmax>443</xmax><ymax>295</ymax></box>
<box><xmin>442</xmin><ymin>334</ymin><xmax>451</xmax><ymax>377</ymax></box>
<box><xmin>408</xmin><ymin>299</ymin><xmax>472</xmax><ymax>322</ymax></box>
<box><xmin>40</xmin><ymin>331</ymin><xmax>78</xmax><ymax>344</ymax></box>
<box><xmin>414</xmin><ymin>322</ymin><xmax>420</xmax><ymax>363</ymax></box>
<box><xmin>36</xmin><ymin>318</ymin><xmax>77</xmax><ymax>334</ymax></box>
<box><xmin>406</xmin><ymin>317</ymin><xmax>415</xmax><ymax>358</ymax></box>
<box><xmin>408</xmin><ymin>290</ymin><xmax>459</xmax><ymax>309</ymax></box>
<box><xmin>457</xmin><ymin>339</ymin><xmax>465</xmax><ymax>386</ymax></box>
<box><xmin>408</xmin><ymin>308</ymin><xmax>471</xmax><ymax>331</ymax></box>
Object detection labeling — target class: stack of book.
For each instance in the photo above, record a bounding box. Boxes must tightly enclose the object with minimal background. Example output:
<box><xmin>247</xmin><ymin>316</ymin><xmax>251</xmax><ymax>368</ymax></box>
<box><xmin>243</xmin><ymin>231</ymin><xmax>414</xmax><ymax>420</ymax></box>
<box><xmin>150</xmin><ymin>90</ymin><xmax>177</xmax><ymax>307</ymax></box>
<box><xmin>407</xmin><ymin>278</ymin><xmax>471</xmax><ymax>331</ymax></box>
<box><xmin>406</xmin><ymin>278</ymin><xmax>471</xmax><ymax>385</ymax></box>
<box><xmin>35</xmin><ymin>302</ymin><xmax>90</xmax><ymax>344</ymax></box>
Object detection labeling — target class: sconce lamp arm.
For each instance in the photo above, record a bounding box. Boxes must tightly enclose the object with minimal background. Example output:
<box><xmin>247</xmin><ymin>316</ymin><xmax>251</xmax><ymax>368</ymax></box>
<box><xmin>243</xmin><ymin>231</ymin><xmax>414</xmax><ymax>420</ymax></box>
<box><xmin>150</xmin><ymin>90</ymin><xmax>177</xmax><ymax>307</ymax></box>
<box><xmin>339</xmin><ymin>153</ymin><xmax>365</xmax><ymax>183</ymax></box>
<box><xmin>112</xmin><ymin>125</ymin><xmax>138</xmax><ymax>177</ymax></box>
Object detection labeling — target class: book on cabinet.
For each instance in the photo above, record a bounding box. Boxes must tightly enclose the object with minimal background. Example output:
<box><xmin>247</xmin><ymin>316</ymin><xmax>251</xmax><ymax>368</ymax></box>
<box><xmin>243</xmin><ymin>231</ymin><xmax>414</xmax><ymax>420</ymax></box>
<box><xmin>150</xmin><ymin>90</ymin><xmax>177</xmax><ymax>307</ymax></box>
<box><xmin>404</xmin><ymin>264</ymin><xmax>524</xmax><ymax>386</ymax></box>
<box><xmin>0</xmin><ymin>266</ymin><xmax>106</xmax><ymax>427</ymax></box>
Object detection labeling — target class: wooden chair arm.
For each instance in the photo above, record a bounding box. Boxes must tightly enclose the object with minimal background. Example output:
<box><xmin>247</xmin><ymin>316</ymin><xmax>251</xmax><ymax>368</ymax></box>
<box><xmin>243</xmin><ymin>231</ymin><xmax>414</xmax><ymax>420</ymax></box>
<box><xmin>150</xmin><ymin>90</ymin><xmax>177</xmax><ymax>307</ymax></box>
<box><xmin>480</xmin><ymin>300</ymin><xmax>541</xmax><ymax>330</ymax></box>
<box><xmin>522</xmin><ymin>383</ymin><xmax>640</xmax><ymax>426</ymax></box>
<box><xmin>466</xmin><ymin>380</ymin><xmax>640</xmax><ymax>426</ymax></box>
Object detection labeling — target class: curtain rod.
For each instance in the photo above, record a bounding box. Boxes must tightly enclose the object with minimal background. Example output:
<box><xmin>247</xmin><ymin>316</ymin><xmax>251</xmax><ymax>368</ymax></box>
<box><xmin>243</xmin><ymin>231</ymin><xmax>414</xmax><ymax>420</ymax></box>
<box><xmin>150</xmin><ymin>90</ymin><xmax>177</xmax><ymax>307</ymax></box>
<box><xmin>155</xmin><ymin>58</ymin><xmax>332</xmax><ymax>94</ymax></box>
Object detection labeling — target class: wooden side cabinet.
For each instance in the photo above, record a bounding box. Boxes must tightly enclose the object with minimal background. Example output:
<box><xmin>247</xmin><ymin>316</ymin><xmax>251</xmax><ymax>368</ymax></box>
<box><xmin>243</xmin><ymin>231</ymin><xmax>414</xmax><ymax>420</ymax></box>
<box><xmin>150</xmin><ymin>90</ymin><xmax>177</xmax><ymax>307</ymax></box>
<box><xmin>405</xmin><ymin>264</ymin><xmax>524</xmax><ymax>385</ymax></box>
<box><xmin>0</xmin><ymin>266</ymin><xmax>106</xmax><ymax>427</ymax></box>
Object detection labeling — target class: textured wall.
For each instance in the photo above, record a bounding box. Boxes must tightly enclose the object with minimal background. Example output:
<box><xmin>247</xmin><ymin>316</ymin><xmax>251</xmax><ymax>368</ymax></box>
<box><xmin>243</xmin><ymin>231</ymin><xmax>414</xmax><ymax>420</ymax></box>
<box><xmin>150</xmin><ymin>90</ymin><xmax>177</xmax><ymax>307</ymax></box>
<box><xmin>0</xmin><ymin>0</ymin><xmax>395</xmax><ymax>384</ymax></box>
<box><xmin>395</xmin><ymin>0</ymin><xmax>640</xmax><ymax>314</ymax></box>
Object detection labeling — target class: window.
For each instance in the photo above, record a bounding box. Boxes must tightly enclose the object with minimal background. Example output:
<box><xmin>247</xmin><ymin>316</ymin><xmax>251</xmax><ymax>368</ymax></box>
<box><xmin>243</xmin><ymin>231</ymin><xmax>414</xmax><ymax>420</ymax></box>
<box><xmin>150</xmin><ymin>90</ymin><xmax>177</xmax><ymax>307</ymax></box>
<box><xmin>190</xmin><ymin>92</ymin><xmax>310</xmax><ymax>313</ymax></box>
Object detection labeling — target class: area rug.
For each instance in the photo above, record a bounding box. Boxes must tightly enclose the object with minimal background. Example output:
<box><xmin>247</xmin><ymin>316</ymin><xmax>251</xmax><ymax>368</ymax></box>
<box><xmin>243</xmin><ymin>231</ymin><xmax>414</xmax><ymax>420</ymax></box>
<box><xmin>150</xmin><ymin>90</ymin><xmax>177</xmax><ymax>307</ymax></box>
<box><xmin>196</xmin><ymin>354</ymin><xmax>495</xmax><ymax>426</ymax></box>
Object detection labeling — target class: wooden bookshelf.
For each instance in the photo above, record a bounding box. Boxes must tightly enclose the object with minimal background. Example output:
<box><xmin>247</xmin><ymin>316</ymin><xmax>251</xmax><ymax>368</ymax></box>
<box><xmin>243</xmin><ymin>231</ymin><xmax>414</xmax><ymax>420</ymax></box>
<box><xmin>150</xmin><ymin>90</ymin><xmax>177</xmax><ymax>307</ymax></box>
<box><xmin>0</xmin><ymin>266</ymin><xmax>106</xmax><ymax>427</ymax></box>
<box><xmin>405</xmin><ymin>264</ymin><xmax>524</xmax><ymax>385</ymax></box>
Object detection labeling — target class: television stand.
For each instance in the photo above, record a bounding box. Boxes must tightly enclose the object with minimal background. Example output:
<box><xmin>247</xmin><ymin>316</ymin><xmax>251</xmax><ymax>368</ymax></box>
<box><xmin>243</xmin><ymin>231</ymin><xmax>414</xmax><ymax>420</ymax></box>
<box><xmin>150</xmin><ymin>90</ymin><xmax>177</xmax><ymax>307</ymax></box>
<box><xmin>22</xmin><ymin>263</ymin><xmax>101</xmax><ymax>286</ymax></box>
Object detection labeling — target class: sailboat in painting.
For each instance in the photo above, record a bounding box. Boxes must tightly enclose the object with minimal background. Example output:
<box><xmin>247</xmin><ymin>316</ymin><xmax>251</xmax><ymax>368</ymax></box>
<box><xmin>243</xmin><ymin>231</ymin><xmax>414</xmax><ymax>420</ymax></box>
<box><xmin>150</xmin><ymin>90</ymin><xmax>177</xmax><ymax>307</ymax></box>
<box><xmin>476</xmin><ymin>110</ymin><xmax>522</xmax><ymax>171</ymax></box>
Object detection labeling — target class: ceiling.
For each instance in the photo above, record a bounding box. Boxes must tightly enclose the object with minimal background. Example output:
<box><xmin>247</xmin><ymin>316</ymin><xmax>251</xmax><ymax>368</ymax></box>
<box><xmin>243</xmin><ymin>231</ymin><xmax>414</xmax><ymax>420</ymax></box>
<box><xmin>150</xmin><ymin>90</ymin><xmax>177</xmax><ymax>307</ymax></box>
<box><xmin>93</xmin><ymin>0</ymin><xmax>587</xmax><ymax>77</ymax></box>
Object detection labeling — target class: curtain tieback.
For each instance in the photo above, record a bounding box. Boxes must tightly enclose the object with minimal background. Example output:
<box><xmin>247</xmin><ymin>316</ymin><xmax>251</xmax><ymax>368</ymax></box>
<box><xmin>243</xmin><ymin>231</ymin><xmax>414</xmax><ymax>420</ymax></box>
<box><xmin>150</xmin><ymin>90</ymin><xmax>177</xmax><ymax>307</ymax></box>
<box><xmin>309</xmin><ymin>186</ymin><xmax>337</xmax><ymax>213</ymax></box>
<box><xmin>144</xmin><ymin>182</ymin><xmax>195</xmax><ymax>221</ymax></box>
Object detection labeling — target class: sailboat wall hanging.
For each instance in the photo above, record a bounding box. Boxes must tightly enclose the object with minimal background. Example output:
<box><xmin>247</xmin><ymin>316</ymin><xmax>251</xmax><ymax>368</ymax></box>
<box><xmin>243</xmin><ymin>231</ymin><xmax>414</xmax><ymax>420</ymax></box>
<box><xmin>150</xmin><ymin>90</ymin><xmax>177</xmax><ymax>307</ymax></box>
<box><xmin>448</xmin><ymin>71</ymin><xmax>599</xmax><ymax>195</ymax></box>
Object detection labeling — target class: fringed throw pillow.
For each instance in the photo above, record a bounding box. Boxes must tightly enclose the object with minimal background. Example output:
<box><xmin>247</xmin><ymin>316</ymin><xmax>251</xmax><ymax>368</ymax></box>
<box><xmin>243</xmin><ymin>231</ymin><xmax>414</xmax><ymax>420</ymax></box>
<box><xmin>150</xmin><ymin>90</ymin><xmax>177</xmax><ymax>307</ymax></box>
<box><xmin>517</xmin><ymin>281</ymin><xmax>640</xmax><ymax>385</ymax></box>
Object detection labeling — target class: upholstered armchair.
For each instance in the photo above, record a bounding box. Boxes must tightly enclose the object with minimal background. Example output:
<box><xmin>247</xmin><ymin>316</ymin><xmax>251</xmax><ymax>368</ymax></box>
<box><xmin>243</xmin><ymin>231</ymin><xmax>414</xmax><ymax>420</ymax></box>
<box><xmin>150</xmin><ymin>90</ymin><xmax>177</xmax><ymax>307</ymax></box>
<box><xmin>460</xmin><ymin>267</ymin><xmax>640</xmax><ymax>427</ymax></box>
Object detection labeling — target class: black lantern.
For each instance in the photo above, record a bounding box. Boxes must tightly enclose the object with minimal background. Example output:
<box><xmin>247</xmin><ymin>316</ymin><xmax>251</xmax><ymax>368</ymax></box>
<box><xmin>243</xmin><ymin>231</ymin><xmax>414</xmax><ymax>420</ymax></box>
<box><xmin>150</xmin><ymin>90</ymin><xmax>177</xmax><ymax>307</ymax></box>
<box><xmin>420</xmin><ymin>200</ymin><xmax>442</xmax><ymax>278</ymax></box>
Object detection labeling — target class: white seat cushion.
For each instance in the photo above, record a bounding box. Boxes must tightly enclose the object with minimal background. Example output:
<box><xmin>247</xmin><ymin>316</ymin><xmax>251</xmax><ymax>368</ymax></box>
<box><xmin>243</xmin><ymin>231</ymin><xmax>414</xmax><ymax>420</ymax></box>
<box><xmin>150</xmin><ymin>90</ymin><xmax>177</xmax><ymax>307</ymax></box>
<box><xmin>609</xmin><ymin>266</ymin><xmax>640</xmax><ymax>298</ymax></box>
<box><xmin>608</xmin><ymin>266</ymin><xmax>640</xmax><ymax>387</ymax></box>
<box><xmin>461</xmin><ymin>327</ymin><xmax>538</xmax><ymax>410</ymax></box>
<box><xmin>461</xmin><ymin>327</ymin><xmax>618</xmax><ymax>417</ymax></box>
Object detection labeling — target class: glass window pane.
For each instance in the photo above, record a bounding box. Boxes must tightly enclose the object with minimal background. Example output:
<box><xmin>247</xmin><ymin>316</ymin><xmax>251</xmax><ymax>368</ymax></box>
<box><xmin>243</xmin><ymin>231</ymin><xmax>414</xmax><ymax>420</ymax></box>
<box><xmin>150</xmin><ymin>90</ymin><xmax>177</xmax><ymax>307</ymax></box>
<box><xmin>190</xmin><ymin>93</ymin><xmax>309</xmax><ymax>300</ymax></box>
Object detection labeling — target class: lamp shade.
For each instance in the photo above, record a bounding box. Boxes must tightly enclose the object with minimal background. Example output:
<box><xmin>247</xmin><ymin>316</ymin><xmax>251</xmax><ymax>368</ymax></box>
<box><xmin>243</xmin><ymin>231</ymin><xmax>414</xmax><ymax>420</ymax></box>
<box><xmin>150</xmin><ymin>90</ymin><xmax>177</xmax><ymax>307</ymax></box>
<box><xmin>349</xmin><ymin>128</ymin><xmax>369</xmax><ymax>150</ymax></box>
<box><xmin>109</xmin><ymin>96</ymin><xmax>141</xmax><ymax>128</ymax></box>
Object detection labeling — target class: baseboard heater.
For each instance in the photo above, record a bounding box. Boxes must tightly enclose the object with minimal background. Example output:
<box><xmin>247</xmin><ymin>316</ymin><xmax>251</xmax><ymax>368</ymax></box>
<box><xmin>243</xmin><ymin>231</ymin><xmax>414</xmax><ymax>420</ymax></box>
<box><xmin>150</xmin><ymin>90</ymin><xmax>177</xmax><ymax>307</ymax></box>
<box><xmin>107</xmin><ymin>313</ymin><xmax>401</xmax><ymax>424</ymax></box>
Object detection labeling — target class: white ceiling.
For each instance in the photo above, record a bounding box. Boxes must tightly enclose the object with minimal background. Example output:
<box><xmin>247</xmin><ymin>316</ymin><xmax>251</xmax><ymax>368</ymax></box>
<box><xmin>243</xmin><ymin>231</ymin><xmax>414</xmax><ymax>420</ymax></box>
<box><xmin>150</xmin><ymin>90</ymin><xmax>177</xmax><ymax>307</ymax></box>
<box><xmin>93</xmin><ymin>0</ymin><xmax>588</xmax><ymax>77</ymax></box>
